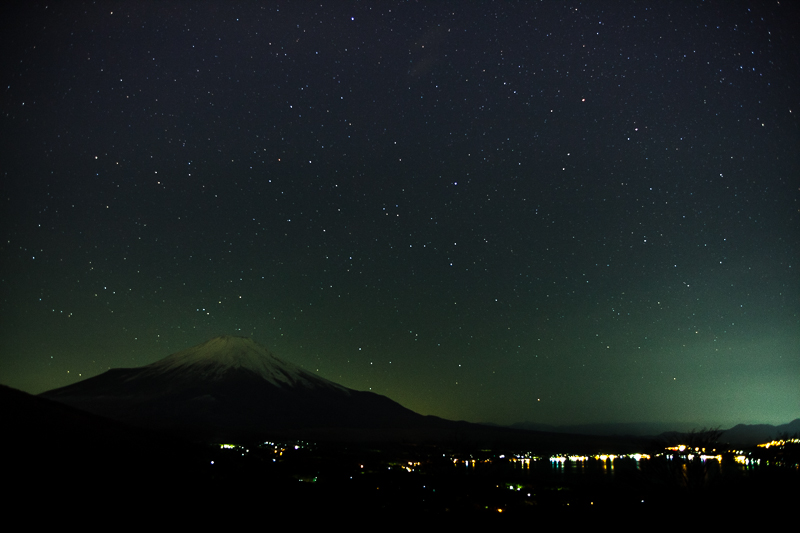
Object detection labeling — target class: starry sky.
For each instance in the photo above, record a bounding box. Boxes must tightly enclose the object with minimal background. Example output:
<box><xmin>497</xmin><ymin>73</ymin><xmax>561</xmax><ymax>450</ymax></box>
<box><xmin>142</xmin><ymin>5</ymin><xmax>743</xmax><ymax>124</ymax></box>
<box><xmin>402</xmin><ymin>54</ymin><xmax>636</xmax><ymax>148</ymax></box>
<box><xmin>2</xmin><ymin>1</ymin><xmax>798</xmax><ymax>428</ymax></box>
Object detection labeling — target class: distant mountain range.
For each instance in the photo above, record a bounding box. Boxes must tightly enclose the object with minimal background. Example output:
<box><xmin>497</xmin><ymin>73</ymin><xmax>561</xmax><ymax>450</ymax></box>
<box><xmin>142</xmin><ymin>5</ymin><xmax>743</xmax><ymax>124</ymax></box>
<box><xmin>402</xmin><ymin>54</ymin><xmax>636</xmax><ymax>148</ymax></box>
<box><xmin>509</xmin><ymin>419</ymin><xmax>800</xmax><ymax>448</ymax></box>
<box><xmin>718</xmin><ymin>419</ymin><xmax>800</xmax><ymax>448</ymax></box>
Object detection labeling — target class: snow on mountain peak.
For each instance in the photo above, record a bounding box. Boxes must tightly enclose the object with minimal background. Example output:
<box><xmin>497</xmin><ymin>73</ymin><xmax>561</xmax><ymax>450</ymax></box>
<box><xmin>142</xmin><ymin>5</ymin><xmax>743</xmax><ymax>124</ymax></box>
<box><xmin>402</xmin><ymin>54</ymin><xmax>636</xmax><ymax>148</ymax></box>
<box><xmin>143</xmin><ymin>335</ymin><xmax>347</xmax><ymax>391</ymax></box>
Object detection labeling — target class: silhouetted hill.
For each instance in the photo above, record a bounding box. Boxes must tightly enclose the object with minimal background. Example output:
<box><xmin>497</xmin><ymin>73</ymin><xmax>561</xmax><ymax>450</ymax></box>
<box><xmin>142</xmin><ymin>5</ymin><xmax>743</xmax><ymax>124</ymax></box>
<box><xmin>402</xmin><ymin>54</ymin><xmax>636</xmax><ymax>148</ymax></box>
<box><xmin>511</xmin><ymin>419</ymin><xmax>800</xmax><ymax>447</ymax></box>
<box><xmin>0</xmin><ymin>384</ymin><xmax>213</xmax><ymax>520</ymax></box>
<box><xmin>720</xmin><ymin>419</ymin><xmax>800</xmax><ymax>447</ymax></box>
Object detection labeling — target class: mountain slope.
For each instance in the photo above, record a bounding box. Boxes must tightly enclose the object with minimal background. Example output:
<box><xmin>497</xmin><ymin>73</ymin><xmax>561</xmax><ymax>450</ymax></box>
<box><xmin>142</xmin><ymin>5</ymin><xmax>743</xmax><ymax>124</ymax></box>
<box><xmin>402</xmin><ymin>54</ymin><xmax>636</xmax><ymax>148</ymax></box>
<box><xmin>40</xmin><ymin>335</ymin><xmax>426</xmax><ymax>438</ymax></box>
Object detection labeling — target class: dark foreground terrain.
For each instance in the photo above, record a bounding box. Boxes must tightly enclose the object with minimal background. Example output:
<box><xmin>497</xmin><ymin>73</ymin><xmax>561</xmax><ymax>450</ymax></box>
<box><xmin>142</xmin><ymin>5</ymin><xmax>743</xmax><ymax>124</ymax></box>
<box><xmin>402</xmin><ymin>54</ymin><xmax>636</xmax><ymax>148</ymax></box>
<box><xmin>3</xmin><ymin>384</ymin><xmax>797</xmax><ymax>524</ymax></box>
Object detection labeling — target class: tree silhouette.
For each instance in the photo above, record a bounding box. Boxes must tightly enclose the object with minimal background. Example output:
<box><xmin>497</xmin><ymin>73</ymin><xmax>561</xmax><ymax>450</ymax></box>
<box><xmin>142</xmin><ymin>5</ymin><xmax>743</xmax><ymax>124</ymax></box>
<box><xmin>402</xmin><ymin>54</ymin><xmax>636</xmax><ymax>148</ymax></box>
<box><xmin>644</xmin><ymin>427</ymin><xmax>726</xmax><ymax>502</ymax></box>
<box><xmin>666</xmin><ymin>427</ymin><xmax>724</xmax><ymax>493</ymax></box>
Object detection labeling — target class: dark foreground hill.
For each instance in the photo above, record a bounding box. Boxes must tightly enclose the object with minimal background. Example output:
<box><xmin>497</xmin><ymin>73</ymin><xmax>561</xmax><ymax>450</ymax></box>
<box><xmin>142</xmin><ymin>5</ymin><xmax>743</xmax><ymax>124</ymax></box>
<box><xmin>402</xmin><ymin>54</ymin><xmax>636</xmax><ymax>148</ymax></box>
<box><xmin>6</xmin><ymin>384</ymin><xmax>798</xmax><ymax>523</ymax></box>
<box><xmin>0</xmin><ymin>383</ymin><xmax>212</xmax><ymax>521</ymax></box>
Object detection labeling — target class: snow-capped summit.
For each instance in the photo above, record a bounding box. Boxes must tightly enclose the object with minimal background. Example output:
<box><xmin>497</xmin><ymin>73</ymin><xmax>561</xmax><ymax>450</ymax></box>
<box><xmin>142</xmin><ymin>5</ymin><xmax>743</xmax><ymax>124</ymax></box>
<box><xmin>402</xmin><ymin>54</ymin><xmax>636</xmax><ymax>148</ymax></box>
<box><xmin>141</xmin><ymin>335</ymin><xmax>348</xmax><ymax>392</ymax></box>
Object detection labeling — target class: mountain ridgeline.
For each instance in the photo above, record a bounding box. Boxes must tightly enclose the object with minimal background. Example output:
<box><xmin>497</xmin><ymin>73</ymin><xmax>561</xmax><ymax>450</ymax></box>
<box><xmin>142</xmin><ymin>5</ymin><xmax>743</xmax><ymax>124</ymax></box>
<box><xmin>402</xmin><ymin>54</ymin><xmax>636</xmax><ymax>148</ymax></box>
<box><xmin>39</xmin><ymin>336</ymin><xmax>433</xmax><ymax>440</ymax></box>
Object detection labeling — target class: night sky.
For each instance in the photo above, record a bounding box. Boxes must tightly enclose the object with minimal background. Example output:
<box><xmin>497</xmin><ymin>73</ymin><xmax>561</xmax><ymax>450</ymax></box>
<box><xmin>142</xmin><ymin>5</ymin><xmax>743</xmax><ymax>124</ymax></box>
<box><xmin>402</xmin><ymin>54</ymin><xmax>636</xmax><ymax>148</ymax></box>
<box><xmin>2</xmin><ymin>1</ymin><xmax>798</xmax><ymax>428</ymax></box>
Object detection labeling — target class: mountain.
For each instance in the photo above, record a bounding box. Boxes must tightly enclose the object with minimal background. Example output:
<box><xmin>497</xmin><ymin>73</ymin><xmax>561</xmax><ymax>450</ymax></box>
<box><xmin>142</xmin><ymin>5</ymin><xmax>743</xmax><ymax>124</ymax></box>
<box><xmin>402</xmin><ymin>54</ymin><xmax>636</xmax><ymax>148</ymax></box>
<box><xmin>39</xmin><ymin>335</ymin><xmax>434</xmax><ymax>441</ymax></box>
<box><xmin>511</xmin><ymin>420</ymin><xmax>800</xmax><ymax>447</ymax></box>
<box><xmin>720</xmin><ymin>419</ymin><xmax>800</xmax><ymax>448</ymax></box>
<box><xmin>39</xmin><ymin>335</ymin><xmax>649</xmax><ymax>451</ymax></box>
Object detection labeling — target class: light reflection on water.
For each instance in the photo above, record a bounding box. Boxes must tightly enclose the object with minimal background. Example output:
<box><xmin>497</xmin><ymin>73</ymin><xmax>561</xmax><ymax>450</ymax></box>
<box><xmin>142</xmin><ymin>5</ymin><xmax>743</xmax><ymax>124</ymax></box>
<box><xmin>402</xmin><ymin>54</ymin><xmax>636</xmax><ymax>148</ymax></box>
<box><xmin>452</xmin><ymin>455</ymin><xmax>751</xmax><ymax>473</ymax></box>
<box><xmin>455</xmin><ymin>456</ymin><xmax>742</xmax><ymax>484</ymax></box>
<box><xmin>544</xmin><ymin>457</ymin><xmax>626</xmax><ymax>480</ymax></box>
<box><xmin>532</xmin><ymin>456</ymin><xmax>746</xmax><ymax>486</ymax></box>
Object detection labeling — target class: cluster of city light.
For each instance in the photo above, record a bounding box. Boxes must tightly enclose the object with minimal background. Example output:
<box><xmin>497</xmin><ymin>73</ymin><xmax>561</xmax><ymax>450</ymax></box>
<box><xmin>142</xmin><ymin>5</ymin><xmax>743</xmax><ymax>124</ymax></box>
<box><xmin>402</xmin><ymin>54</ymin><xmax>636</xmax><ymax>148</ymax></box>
<box><xmin>665</xmin><ymin>445</ymin><xmax>716</xmax><ymax>453</ymax></box>
<box><xmin>219</xmin><ymin>443</ymin><xmax>250</xmax><ymax>456</ymax></box>
<box><xmin>404</xmin><ymin>461</ymin><xmax>421</xmax><ymax>473</ymax></box>
<box><xmin>259</xmin><ymin>440</ymin><xmax>310</xmax><ymax>449</ymax></box>
<box><xmin>453</xmin><ymin>458</ymin><xmax>483</xmax><ymax>467</ymax></box>
<box><xmin>549</xmin><ymin>453</ymin><xmax>650</xmax><ymax>463</ymax></box>
<box><xmin>661</xmin><ymin>444</ymin><xmax>724</xmax><ymax>462</ymax></box>
<box><xmin>216</xmin><ymin>440</ymin><xmax>313</xmax><ymax>463</ymax></box>
<box><xmin>213</xmin><ymin>435</ymin><xmax>795</xmax><ymax>483</ymax></box>
<box><xmin>451</xmin><ymin>452</ymin><xmax>657</xmax><ymax>467</ymax></box>
<box><xmin>612</xmin><ymin>453</ymin><xmax>650</xmax><ymax>461</ymax></box>
<box><xmin>549</xmin><ymin>455</ymin><xmax>587</xmax><ymax>463</ymax></box>
<box><xmin>757</xmin><ymin>438</ymin><xmax>800</xmax><ymax>448</ymax></box>
<box><xmin>510</xmin><ymin>455</ymin><xmax>540</xmax><ymax>466</ymax></box>
<box><xmin>387</xmin><ymin>460</ymin><xmax>423</xmax><ymax>473</ymax></box>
